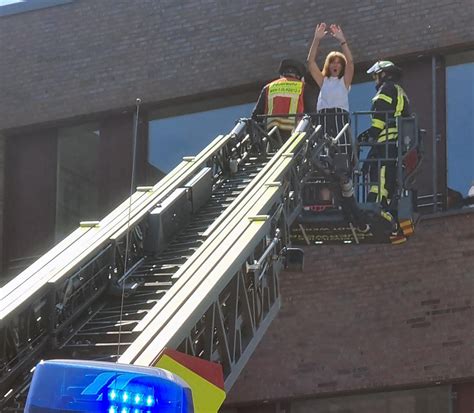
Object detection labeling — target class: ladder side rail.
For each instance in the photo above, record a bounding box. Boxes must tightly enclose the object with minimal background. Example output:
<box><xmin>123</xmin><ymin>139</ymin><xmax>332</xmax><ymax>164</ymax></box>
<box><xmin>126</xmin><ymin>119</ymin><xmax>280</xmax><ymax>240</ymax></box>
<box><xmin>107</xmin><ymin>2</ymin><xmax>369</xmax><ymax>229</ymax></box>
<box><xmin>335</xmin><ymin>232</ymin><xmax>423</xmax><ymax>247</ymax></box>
<box><xmin>0</xmin><ymin>128</ymin><xmax>242</xmax><ymax>316</ymax></box>
<box><xmin>119</xmin><ymin>155</ymin><xmax>296</xmax><ymax>364</ymax></box>
<box><xmin>119</xmin><ymin>127</ymin><xmax>314</xmax><ymax>362</ymax></box>
<box><xmin>128</xmin><ymin>184</ymin><xmax>282</xmax><ymax>370</ymax></box>
<box><xmin>127</xmin><ymin>145</ymin><xmax>308</xmax><ymax>388</ymax></box>
<box><xmin>41</xmin><ymin>127</ymin><xmax>247</xmax><ymax>338</ymax></box>
<box><xmin>0</xmin><ymin>130</ymin><xmax>234</xmax><ymax>315</ymax></box>
<box><xmin>120</xmin><ymin>126</ymin><xmax>313</xmax><ymax>379</ymax></box>
<box><xmin>0</xmin><ymin>124</ymin><xmax>250</xmax><ymax>402</ymax></box>
<box><xmin>0</xmin><ymin>227</ymin><xmax>92</xmax><ymax>301</ymax></box>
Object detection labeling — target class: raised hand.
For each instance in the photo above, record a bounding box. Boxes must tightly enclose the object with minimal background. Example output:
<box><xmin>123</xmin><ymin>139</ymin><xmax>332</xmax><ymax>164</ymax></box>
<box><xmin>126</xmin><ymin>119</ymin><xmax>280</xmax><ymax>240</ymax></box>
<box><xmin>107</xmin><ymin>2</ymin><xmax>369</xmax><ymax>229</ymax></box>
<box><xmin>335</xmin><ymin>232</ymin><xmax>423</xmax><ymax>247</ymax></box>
<box><xmin>330</xmin><ymin>24</ymin><xmax>346</xmax><ymax>43</ymax></box>
<box><xmin>314</xmin><ymin>22</ymin><xmax>327</xmax><ymax>40</ymax></box>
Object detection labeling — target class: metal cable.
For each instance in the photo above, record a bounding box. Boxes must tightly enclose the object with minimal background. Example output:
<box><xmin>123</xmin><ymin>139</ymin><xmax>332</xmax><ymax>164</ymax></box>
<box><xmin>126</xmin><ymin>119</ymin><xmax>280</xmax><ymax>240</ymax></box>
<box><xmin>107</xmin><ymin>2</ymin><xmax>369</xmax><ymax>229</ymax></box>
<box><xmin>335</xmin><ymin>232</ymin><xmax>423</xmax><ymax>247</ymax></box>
<box><xmin>117</xmin><ymin>98</ymin><xmax>141</xmax><ymax>357</ymax></box>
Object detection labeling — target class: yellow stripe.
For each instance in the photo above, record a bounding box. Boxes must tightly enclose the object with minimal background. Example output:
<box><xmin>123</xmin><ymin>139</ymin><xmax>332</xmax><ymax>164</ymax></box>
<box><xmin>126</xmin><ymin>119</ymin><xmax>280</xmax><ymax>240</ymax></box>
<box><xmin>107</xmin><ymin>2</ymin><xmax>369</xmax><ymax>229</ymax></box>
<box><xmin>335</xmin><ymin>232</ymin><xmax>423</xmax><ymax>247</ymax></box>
<box><xmin>369</xmin><ymin>185</ymin><xmax>389</xmax><ymax>200</ymax></box>
<box><xmin>380</xmin><ymin>166</ymin><xmax>387</xmax><ymax>199</ymax></box>
<box><xmin>369</xmin><ymin>166</ymin><xmax>388</xmax><ymax>201</ymax></box>
<box><xmin>377</xmin><ymin>127</ymin><xmax>398</xmax><ymax>142</ymax></box>
<box><xmin>372</xmin><ymin>118</ymin><xmax>385</xmax><ymax>130</ymax></box>
<box><xmin>380</xmin><ymin>209</ymin><xmax>394</xmax><ymax>223</ymax></box>
<box><xmin>288</xmin><ymin>95</ymin><xmax>299</xmax><ymax>114</ymax></box>
<box><xmin>372</xmin><ymin>93</ymin><xmax>393</xmax><ymax>104</ymax></box>
<box><xmin>267</xmin><ymin>95</ymin><xmax>274</xmax><ymax>115</ymax></box>
<box><xmin>156</xmin><ymin>355</ymin><xmax>226</xmax><ymax>413</ymax></box>
<box><xmin>395</xmin><ymin>85</ymin><xmax>405</xmax><ymax>117</ymax></box>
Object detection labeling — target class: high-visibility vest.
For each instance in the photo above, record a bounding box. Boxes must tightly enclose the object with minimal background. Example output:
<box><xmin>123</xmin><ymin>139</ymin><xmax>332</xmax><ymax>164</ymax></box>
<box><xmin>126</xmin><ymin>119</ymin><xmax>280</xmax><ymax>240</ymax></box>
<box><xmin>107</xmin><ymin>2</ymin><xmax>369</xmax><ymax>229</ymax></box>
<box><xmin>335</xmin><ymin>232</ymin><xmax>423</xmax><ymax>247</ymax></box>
<box><xmin>265</xmin><ymin>77</ymin><xmax>304</xmax><ymax>131</ymax></box>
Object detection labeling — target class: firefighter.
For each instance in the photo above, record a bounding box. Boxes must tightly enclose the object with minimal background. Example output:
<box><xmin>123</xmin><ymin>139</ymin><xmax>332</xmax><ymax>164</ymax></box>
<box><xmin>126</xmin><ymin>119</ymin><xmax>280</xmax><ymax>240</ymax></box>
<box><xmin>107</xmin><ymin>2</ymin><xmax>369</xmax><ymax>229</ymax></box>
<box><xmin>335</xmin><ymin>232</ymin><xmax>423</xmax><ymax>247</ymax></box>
<box><xmin>251</xmin><ymin>59</ymin><xmax>307</xmax><ymax>143</ymax></box>
<box><xmin>359</xmin><ymin>60</ymin><xmax>411</xmax><ymax>212</ymax></box>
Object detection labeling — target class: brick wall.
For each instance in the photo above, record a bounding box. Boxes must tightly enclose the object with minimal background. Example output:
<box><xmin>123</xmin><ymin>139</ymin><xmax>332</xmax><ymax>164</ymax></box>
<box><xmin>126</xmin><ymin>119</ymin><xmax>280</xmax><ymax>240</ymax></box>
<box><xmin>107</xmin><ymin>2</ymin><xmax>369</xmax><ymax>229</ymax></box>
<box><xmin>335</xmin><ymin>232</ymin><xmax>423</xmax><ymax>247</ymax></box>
<box><xmin>226</xmin><ymin>210</ymin><xmax>474</xmax><ymax>405</ymax></box>
<box><xmin>222</xmin><ymin>386</ymin><xmax>452</xmax><ymax>413</ymax></box>
<box><xmin>1</xmin><ymin>0</ymin><xmax>473</xmax><ymax>130</ymax></box>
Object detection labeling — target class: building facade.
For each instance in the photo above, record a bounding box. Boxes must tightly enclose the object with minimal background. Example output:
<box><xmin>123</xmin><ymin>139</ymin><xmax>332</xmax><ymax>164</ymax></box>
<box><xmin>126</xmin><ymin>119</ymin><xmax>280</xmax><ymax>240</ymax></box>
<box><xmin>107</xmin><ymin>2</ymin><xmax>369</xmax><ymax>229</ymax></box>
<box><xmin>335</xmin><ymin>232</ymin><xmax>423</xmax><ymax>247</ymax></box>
<box><xmin>0</xmin><ymin>0</ymin><xmax>473</xmax><ymax>411</ymax></box>
<box><xmin>224</xmin><ymin>211</ymin><xmax>474</xmax><ymax>412</ymax></box>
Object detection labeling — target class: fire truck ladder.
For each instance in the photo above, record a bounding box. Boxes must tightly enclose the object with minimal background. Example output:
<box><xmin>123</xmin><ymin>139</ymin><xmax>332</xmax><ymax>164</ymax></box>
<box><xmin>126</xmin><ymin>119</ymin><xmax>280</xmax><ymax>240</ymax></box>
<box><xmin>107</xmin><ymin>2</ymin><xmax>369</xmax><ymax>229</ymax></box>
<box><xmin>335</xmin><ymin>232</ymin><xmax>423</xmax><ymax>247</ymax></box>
<box><xmin>0</xmin><ymin>117</ymin><xmax>317</xmax><ymax>411</ymax></box>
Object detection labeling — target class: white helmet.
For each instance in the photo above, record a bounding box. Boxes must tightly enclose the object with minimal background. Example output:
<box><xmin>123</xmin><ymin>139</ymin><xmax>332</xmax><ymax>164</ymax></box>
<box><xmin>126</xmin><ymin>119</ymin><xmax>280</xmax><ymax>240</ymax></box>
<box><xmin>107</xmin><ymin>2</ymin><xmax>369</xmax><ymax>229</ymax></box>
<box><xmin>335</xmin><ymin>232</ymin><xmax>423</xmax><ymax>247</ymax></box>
<box><xmin>367</xmin><ymin>60</ymin><xmax>402</xmax><ymax>76</ymax></box>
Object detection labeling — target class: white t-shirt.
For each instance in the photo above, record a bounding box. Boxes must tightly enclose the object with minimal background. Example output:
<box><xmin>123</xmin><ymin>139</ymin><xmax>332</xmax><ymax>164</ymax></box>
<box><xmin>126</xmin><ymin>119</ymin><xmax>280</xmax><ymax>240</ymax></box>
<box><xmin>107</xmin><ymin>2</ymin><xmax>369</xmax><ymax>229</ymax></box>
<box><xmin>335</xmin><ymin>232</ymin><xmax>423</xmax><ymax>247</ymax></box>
<box><xmin>316</xmin><ymin>76</ymin><xmax>350</xmax><ymax>111</ymax></box>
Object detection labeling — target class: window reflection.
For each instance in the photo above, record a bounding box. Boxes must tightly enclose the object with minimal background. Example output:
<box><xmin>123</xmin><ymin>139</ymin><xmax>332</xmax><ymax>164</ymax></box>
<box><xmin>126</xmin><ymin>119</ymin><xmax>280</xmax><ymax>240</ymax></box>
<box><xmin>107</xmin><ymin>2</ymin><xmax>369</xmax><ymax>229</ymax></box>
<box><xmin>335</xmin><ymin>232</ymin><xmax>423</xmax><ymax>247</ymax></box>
<box><xmin>56</xmin><ymin>124</ymin><xmax>99</xmax><ymax>241</ymax></box>
<box><xmin>148</xmin><ymin>103</ymin><xmax>254</xmax><ymax>173</ymax></box>
<box><xmin>349</xmin><ymin>81</ymin><xmax>373</xmax><ymax>135</ymax></box>
<box><xmin>446</xmin><ymin>61</ymin><xmax>474</xmax><ymax>196</ymax></box>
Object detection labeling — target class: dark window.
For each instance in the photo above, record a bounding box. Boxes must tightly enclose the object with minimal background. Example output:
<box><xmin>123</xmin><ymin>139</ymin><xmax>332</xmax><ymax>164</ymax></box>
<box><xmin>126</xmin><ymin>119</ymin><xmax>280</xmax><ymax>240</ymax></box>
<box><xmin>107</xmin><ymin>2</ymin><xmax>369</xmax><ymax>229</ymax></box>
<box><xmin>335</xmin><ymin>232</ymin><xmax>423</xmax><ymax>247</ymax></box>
<box><xmin>56</xmin><ymin>123</ymin><xmax>99</xmax><ymax>241</ymax></box>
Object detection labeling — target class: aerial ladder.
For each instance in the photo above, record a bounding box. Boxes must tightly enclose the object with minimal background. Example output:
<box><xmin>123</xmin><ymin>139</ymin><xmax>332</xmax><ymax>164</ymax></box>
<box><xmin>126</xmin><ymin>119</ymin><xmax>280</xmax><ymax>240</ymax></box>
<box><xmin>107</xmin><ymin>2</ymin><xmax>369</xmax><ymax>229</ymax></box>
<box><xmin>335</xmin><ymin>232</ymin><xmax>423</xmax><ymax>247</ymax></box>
<box><xmin>0</xmin><ymin>117</ymin><xmax>315</xmax><ymax>411</ymax></box>
<box><xmin>0</xmin><ymin>113</ymin><xmax>422</xmax><ymax>411</ymax></box>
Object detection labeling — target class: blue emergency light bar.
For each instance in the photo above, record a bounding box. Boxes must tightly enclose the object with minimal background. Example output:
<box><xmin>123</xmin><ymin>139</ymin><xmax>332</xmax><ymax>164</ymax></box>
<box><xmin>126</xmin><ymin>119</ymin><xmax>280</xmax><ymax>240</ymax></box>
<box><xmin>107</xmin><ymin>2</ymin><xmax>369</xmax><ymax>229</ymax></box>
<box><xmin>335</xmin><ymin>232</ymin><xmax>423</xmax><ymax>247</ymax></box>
<box><xmin>24</xmin><ymin>359</ymin><xmax>194</xmax><ymax>413</ymax></box>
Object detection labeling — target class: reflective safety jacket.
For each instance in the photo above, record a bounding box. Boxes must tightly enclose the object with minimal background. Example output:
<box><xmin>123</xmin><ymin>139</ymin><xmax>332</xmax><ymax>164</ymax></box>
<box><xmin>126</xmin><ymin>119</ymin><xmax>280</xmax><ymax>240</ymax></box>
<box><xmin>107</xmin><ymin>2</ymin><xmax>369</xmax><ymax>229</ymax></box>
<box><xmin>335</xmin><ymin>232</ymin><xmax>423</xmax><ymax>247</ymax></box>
<box><xmin>368</xmin><ymin>80</ymin><xmax>411</xmax><ymax>142</ymax></box>
<box><xmin>252</xmin><ymin>76</ymin><xmax>305</xmax><ymax>131</ymax></box>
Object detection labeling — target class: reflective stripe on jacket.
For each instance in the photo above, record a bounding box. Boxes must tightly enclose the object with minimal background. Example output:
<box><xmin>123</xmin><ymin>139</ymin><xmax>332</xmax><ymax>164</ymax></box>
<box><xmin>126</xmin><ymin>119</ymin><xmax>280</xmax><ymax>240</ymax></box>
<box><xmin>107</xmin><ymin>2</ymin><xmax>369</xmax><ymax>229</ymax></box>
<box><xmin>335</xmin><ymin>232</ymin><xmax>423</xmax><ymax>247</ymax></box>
<box><xmin>370</xmin><ymin>81</ymin><xmax>411</xmax><ymax>141</ymax></box>
<box><xmin>265</xmin><ymin>77</ymin><xmax>304</xmax><ymax>131</ymax></box>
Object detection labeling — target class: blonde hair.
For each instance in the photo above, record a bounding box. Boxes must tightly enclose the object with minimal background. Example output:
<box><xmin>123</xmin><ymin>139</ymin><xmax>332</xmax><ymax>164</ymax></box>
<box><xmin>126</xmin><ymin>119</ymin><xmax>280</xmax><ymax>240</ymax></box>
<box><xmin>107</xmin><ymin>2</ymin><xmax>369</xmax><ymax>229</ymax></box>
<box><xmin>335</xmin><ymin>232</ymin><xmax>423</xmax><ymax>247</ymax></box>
<box><xmin>322</xmin><ymin>51</ymin><xmax>346</xmax><ymax>78</ymax></box>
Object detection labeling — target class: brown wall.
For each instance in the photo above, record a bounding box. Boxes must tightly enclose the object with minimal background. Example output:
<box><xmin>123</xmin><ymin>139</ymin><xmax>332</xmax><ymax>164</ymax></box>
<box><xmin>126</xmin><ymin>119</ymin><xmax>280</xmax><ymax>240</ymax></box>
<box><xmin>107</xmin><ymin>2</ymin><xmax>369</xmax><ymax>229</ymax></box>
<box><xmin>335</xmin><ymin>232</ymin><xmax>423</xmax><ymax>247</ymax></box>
<box><xmin>226</xmin><ymin>211</ymin><xmax>474</xmax><ymax>405</ymax></box>
<box><xmin>1</xmin><ymin>0</ymin><xmax>473</xmax><ymax>131</ymax></box>
<box><xmin>0</xmin><ymin>134</ymin><xmax>5</xmax><ymax>272</ymax></box>
<box><xmin>453</xmin><ymin>383</ymin><xmax>474</xmax><ymax>413</ymax></box>
<box><xmin>223</xmin><ymin>386</ymin><xmax>452</xmax><ymax>413</ymax></box>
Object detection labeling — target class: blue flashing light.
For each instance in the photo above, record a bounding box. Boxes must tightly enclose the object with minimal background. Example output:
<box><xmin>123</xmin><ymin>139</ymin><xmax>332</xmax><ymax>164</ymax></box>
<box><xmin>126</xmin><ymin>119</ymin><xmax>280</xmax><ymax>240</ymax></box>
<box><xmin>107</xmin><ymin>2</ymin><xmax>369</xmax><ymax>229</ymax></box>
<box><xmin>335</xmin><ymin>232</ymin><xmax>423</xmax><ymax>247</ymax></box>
<box><xmin>134</xmin><ymin>393</ymin><xmax>143</xmax><ymax>404</ymax></box>
<box><xmin>24</xmin><ymin>359</ymin><xmax>194</xmax><ymax>413</ymax></box>
<box><xmin>146</xmin><ymin>394</ymin><xmax>155</xmax><ymax>407</ymax></box>
<box><xmin>109</xmin><ymin>389</ymin><xmax>118</xmax><ymax>402</ymax></box>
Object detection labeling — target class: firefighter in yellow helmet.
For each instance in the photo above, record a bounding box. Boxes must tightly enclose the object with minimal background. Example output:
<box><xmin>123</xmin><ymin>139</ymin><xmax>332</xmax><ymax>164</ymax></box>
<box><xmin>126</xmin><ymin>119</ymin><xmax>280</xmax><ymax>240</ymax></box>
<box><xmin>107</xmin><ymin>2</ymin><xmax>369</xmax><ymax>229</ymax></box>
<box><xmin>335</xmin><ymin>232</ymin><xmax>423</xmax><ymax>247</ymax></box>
<box><xmin>359</xmin><ymin>60</ymin><xmax>411</xmax><ymax>210</ymax></box>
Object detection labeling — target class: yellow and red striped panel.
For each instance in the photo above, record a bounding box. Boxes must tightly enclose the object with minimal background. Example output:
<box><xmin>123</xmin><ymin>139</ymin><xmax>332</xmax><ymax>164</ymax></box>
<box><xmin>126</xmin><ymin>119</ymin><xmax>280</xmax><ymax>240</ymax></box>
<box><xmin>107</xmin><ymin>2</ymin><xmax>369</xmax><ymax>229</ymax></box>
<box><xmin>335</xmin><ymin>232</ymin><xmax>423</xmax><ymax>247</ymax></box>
<box><xmin>155</xmin><ymin>348</ymin><xmax>226</xmax><ymax>413</ymax></box>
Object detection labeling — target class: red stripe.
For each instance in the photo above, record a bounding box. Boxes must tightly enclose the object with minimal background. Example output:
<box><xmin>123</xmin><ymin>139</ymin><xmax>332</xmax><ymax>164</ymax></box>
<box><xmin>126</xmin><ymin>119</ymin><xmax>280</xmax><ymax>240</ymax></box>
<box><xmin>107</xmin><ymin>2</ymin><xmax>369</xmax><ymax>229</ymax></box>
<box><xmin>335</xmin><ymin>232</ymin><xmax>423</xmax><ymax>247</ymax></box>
<box><xmin>160</xmin><ymin>348</ymin><xmax>225</xmax><ymax>390</ymax></box>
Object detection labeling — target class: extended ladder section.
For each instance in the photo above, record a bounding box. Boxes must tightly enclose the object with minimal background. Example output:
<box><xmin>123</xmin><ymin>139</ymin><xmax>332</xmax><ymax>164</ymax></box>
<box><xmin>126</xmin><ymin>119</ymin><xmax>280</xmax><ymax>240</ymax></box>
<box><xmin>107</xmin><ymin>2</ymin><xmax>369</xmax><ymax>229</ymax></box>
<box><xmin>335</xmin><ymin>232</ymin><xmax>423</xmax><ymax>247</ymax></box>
<box><xmin>0</xmin><ymin>118</ymin><xmax>317</xmax><ymax>411</ymax></box>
